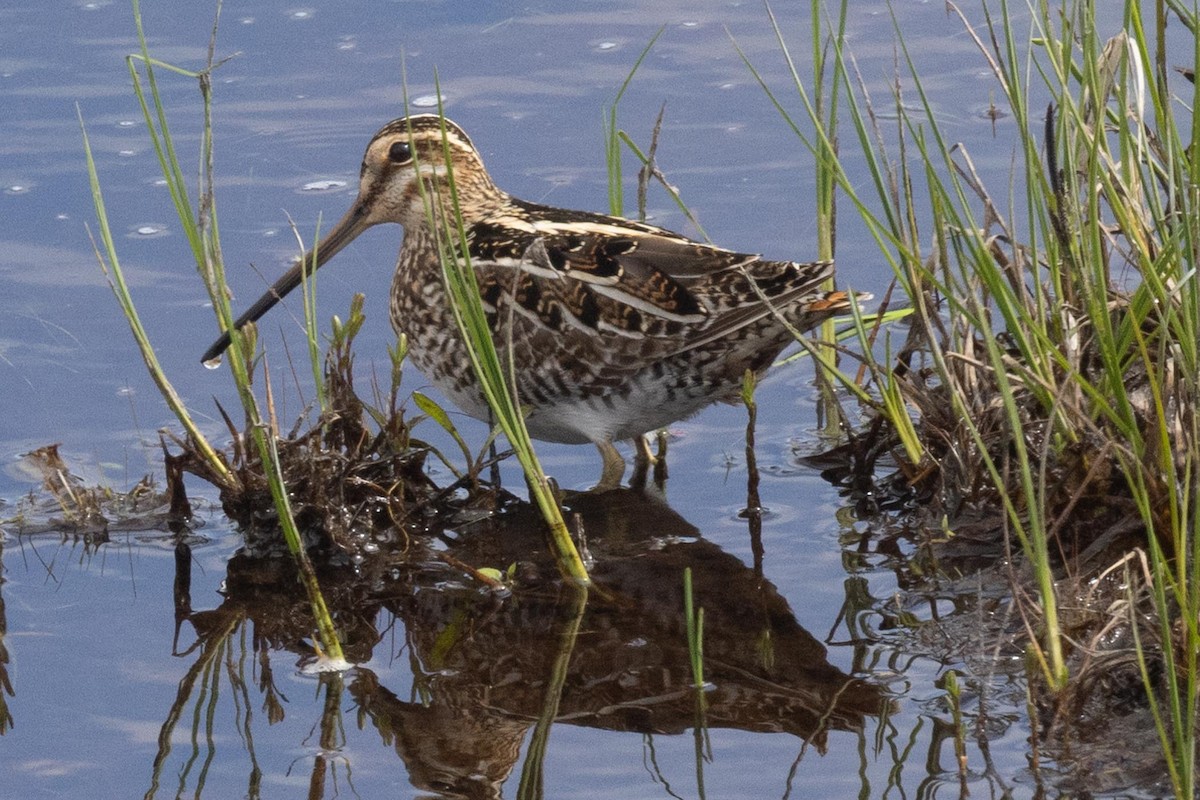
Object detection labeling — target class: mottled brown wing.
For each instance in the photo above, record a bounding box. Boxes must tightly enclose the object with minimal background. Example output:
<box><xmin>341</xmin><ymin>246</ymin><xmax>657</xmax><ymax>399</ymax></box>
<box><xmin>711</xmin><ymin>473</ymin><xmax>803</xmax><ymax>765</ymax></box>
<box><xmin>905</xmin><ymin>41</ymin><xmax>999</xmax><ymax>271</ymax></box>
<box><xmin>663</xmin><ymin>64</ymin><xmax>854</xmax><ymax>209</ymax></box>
<box><xmin>468</xmin><ymin>206</ymin><xmax>836</xmax><ymax>354</ymax></box>
<box><xmin>470</xmin><ymin>217</ymin><xmax>715</xmax><ymax>339</ymax></box>
<box><xmin>673</xmin><ymin>261</ymin><xmax>843</xmax><ymax>354</ymax></box>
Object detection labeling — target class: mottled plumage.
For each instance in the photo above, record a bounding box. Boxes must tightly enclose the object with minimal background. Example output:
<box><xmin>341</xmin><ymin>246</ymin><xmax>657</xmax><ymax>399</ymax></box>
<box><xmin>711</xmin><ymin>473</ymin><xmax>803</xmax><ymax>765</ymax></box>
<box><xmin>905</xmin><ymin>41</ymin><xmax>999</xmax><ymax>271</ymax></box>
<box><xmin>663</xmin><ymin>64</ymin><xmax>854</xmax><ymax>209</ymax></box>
<box><xmin>202</xmin><ymin>115</ymin><xmax>856</xmax><ymax>487</ymax></box>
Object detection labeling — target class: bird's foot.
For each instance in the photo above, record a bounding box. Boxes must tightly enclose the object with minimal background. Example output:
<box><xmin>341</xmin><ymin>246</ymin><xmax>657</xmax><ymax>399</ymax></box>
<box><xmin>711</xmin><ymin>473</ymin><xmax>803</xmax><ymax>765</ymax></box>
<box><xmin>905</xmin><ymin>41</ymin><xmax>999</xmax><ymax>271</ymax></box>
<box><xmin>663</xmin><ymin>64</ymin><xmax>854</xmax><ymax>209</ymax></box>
<box><xmin>630</xmin><ymin>431</ymin><xmax>669</xmax><ymax>490</ymax></box>
<box><xmin>593</xmin><ymin>440</ymin><xmax>626</xmax><ymax>492</ymax></box>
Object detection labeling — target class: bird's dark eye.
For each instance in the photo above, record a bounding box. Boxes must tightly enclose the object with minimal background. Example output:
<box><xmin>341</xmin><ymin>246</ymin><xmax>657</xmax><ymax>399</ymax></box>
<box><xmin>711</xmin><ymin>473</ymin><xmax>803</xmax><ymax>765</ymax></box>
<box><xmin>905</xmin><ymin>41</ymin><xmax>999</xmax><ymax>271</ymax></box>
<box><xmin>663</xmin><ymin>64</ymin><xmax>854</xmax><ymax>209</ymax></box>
<box><xmin>387</xmin><ymin>141</ymin><xmax>413</xmax><ymax>164</ymax></box>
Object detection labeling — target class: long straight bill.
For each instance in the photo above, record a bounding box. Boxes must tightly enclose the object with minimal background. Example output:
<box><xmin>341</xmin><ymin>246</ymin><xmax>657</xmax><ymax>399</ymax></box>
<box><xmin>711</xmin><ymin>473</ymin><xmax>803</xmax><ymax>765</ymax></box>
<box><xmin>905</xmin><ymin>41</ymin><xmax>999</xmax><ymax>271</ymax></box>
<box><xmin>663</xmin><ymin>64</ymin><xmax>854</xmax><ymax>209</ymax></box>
<box><xmin>201</xmin><ymin>201</ymin><xmax>373</xmax><ymax>364</ymax></box>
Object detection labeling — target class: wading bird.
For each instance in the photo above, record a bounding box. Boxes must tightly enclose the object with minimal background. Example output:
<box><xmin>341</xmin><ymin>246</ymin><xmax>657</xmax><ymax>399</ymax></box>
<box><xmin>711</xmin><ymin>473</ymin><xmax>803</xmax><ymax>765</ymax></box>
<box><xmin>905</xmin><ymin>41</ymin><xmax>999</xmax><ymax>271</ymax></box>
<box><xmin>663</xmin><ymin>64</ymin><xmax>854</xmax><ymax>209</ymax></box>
<box><xmin>203</xmin><ymin>115</ymin><xmax>856</xmax><ymax>489</ymax></box>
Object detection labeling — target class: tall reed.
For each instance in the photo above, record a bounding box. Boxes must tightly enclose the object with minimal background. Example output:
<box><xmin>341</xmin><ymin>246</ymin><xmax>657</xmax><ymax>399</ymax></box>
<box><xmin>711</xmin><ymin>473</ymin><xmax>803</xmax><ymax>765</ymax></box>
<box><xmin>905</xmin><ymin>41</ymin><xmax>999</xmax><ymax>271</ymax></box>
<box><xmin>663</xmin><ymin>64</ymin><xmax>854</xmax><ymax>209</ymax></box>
<box><xmin>82</xmin><ymin>0</ymin><xmax>345</xmax><ymax>664</ymax></box>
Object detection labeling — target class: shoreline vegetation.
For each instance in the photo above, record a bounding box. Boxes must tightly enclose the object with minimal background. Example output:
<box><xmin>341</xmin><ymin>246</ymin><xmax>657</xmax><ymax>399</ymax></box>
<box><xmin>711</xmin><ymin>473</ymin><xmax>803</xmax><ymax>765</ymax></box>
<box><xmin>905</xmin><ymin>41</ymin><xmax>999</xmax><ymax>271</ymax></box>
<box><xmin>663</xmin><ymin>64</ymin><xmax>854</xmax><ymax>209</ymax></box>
<box><xmin>779</xmin><ymin>1</ymin><xmax>1198</xmax><ymax>792</ymax></box>
<box><xmin>2</xmin><ymin>0</ymin><xmax>1191</xmax><ymax>794</ymax></box>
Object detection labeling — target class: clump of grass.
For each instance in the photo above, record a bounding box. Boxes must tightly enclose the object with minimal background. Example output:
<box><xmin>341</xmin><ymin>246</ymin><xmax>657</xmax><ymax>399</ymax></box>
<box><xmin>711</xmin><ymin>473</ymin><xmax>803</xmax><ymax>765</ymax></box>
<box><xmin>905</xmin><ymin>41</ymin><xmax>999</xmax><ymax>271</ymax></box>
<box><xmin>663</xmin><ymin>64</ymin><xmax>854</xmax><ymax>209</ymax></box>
<box><xmin>80</xmin><ymin>0</ymin><xmax>363</xmax><ymax>665</ymax></box>
<box><xmin>189</xmin><ymin>295</ymin><xmax>438</xmax><ymax>554</ymax></box>
<box><xmin>741</xmin><ymin>0</ymin><xmax>1198</xmax><ymax>792</ymax></box>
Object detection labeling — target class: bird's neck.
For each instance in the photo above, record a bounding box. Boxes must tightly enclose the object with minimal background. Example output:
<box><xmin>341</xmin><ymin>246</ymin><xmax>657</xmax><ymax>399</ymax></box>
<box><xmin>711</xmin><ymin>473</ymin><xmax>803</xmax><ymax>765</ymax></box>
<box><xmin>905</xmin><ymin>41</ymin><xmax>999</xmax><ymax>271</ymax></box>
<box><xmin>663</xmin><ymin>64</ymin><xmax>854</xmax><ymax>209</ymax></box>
<box><xmin>416</xmin><ymin>173</ymin><xmax>509</xmax><ymax>232</ymax></box>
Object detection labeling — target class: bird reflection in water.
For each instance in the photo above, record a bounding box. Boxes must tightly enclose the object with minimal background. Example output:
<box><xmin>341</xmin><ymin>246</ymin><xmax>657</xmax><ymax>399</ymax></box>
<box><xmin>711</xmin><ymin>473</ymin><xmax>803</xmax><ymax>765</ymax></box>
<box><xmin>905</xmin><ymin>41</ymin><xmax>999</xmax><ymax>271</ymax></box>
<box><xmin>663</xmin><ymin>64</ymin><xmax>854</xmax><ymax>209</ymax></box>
<box><xmin>167</xmin><ymin>488</ymin><xmax>888</xmax><ymax>799</ymax></box>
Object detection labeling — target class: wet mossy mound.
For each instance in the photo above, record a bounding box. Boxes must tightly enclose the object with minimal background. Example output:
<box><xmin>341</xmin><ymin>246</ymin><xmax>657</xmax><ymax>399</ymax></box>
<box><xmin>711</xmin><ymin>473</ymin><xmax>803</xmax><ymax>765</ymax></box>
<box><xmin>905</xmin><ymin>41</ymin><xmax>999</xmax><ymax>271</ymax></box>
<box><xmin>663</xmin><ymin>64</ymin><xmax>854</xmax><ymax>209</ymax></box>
<box><xmin>171</xmin><ymin>312</ymin><xmax>515</xmax><ymax>556</ymax></box>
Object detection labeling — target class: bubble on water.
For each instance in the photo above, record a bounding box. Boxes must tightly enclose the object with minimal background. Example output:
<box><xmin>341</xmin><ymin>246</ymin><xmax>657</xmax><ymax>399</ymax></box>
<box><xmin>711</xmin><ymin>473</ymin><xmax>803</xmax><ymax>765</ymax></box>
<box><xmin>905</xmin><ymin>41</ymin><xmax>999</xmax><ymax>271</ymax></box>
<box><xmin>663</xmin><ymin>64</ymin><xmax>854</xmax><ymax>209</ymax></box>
<box><xmin>116</xmin><ymin>386</ymin><xmax>136</xmax><ymax>397</ymax></box>
<box><xmin>76</xmin><ymin>0</ymin><xmax>112</xmax><ymax>10</ymax></box>
<box><xmin>681</xmin><ymin>20</ymin><xmax>700</xmax><ymax>28</ymax></box>
<box><xmin>288</xmin><ymin>8</ymin><xmax>314</xmax><ymax>20</ymax></box>
<box><xmin>130</xmin><ymin>223</ymin><xmax>167</xmax><ymax>238</ymax></box>
<box><xmin>117</xmin><ymin>119</ymin><xmax>135</xmax><ymax>128</ymax></box>
<box><xmin>239</xmin><ymin>16</ymin><xmax>255</xmax><ymax>25</ymax></box>
<box><xmin>5</xmin><ymin>185</ymin><xmax>30</xmax><ymax>195</ymax></box>
<box><xmin>203</xmin><ymin>356</ymin><xmax>223</xmax><ymax>370</ymax></box>
<box><xmin>411</xmin><ymin>95</ymin><xmax>441</xmax><ymax>108</ymax></box>
<box><xmin>56</xmin><ymin>213</ymin><xmax>69</xmax><ymax>221</ymax></box>
<box><xmin>118</xmin><ymin>149</ymin><xmax>136</xmax><ymax>157</ymax></box>
<box><xmin>337</xmin><ymin>36</ymin><xmax>356</xmax><ymax>51</ymax></box>
<box><xmin>594</xmin><ymin>41</ymin><xmax>619</xmax><ymax>52</ymax></box>
<box><xmin>361</xmin><ymin>542</ymin><xmax>380</xmax><ymax>554</ymax></box>
<box><xmin>300</xmin><ymin>179</ymin><xmax>347</xmax><ymax>193</ymax></box>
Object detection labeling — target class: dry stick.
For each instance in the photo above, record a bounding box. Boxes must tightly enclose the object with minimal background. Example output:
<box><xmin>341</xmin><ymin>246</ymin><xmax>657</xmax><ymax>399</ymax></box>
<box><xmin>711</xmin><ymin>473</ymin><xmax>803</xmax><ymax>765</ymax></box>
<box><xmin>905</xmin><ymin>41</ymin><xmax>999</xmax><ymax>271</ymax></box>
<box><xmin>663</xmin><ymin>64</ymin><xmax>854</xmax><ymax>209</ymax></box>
<box><xmin>742</xmin><ymin>371</ymin><xmax>765</xmax><ymax>579</ymax></box>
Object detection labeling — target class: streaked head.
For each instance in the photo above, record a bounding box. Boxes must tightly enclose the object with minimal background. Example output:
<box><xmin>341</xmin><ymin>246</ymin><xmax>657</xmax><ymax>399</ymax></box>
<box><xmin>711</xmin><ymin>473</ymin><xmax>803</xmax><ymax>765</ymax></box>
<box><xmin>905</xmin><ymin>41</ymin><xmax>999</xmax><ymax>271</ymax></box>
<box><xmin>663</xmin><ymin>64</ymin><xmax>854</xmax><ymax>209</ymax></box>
<box><xmin>352</xmin><ymin>114</ymin><xmax>502</xmax><ymax>229</ymax></box>
<box><xmin>200</xmin><ymin>114</ymin><xmax>497</xmax><ymax>364</ymax></box>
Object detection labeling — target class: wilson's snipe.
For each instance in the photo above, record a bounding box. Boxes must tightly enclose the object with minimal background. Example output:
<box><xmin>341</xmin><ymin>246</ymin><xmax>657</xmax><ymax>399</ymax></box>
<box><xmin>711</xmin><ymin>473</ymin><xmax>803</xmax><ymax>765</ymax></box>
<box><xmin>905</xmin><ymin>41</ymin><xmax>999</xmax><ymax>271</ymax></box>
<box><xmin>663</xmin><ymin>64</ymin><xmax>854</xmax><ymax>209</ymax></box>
<box><xmin>202</xmin><ymin>114</ymin><xmax>856</xmax><ymax>488</ymax></box>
